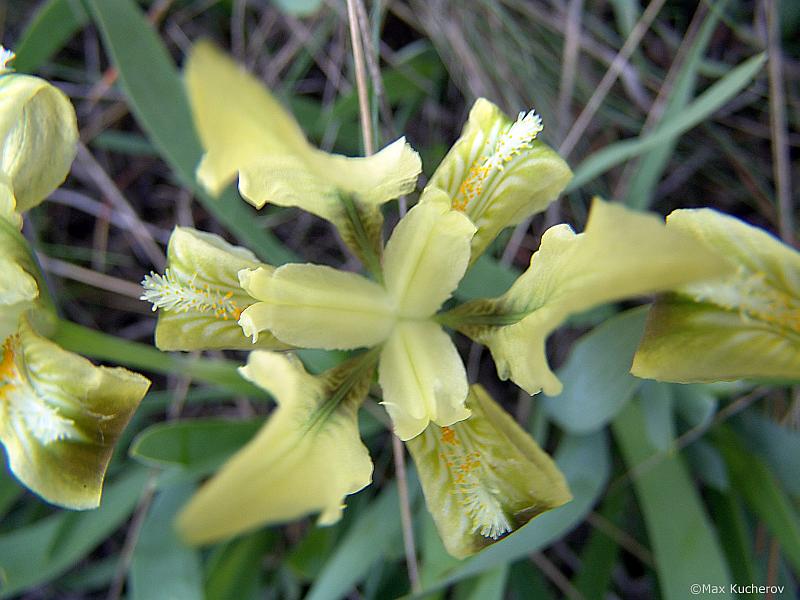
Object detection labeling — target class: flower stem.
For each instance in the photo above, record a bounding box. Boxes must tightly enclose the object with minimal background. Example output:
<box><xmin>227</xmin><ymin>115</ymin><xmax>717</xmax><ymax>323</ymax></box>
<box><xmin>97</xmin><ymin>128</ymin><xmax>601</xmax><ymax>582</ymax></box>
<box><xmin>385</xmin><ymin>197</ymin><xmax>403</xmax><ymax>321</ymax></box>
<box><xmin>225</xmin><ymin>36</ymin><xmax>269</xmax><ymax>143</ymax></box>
<box><xmin>393</xmin><ymin>434</ymin><xmax>422</xmax><ymax>594</ymax></box>
<box><xmin>346</xmin><ymin>1</ymin><xmax>420</xmax><ymax>591</ymax></box>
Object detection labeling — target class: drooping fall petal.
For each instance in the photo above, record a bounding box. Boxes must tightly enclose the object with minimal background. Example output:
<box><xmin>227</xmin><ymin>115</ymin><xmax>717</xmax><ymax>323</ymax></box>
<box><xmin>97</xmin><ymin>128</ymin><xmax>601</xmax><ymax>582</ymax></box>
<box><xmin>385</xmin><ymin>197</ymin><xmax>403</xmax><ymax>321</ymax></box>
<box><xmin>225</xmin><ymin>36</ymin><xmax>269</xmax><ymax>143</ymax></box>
<box><xmin>445</xmin><ymin>199</ymin><xmax>731</xmax><ymax>396</ymax></box>
<box><xmin>177</xmin><ymin>350</ymin><xmax>375</xmax><ymax>544</ymax></box>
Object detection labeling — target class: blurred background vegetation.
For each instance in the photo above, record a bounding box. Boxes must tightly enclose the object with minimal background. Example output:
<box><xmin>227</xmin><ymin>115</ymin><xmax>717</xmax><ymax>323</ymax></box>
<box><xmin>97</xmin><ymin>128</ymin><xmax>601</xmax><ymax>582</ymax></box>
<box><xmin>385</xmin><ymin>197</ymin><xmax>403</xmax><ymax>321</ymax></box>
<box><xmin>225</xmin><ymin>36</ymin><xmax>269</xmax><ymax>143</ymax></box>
<box><xmin>0</xmin><ymin>0</ymin><xmax>798</xmax><ymax>598</ymax></box>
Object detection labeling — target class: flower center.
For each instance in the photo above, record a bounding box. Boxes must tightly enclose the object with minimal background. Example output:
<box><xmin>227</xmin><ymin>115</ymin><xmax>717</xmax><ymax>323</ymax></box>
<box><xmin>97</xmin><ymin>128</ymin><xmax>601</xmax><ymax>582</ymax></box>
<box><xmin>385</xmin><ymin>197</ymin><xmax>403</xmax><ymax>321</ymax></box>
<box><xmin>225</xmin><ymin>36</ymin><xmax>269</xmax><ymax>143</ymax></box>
<box><xmin>141</xmin><ymin>269</ymin><xmax>243</xmax><ymax>321</ymax></box>
<box><xmin>438</xmin><ymin>425</ymin><xmax>512</xmax><ymax>539</ymax></box>
<box><xmin>453</xmin><ymin>109</ymin><xmax>543</xmax><ymax>215</ymax></box>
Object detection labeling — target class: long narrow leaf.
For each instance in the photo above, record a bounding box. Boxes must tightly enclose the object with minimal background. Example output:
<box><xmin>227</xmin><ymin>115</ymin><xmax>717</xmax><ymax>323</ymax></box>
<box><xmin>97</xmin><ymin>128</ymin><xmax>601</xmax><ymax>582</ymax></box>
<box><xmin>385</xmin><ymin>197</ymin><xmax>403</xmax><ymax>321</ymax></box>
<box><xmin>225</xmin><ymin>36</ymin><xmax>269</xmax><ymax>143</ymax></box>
<box><xmin>87</xmin><ymin>0</ymin><xmax>294</xmax><ymax>264</ymax></box>
<box><xmin>613</xmin><ymin>400</ymin><xmax>733</xmax><ymax>600</ymax></box>
<box><xmin>713</xmin><ymin>426</ymin><xmax>800</xmax><ymax>574</ymax></box>
<box><xmin>568</xmin><ymin>52</ymin><xmax>766</xmax><ymax>191</ymax></box>
<box><xmin>0</xmin><ymin>469</ymin><xmax>148</xmax><ymax>598</ymax></box>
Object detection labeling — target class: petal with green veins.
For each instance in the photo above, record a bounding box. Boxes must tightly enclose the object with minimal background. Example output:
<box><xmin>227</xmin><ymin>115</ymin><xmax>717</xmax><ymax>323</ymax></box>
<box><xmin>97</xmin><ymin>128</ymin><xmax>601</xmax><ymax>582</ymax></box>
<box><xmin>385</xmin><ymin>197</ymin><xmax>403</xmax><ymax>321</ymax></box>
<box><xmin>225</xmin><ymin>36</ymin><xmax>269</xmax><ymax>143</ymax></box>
<box><xmin>425</xmin><ymin>98</ymin><xmax>571</xmax><ymax>263</ymax></box>
<box><xmin>141</xmin><ymin>227</ymin><xmax>286</xmax><ymax>351</ymax></box>
<box><xmin>406</xmin><ymin>385</ymin><xmax>571</xmax><ymax>558</ymax></box>
<box><xmin>0</xmin><ymin>71</ymin><xmax>78</xmax><ymax>212</ymax></box>
<box><xmin>185</xmin><ymin>42</ymin><xmax>421</xmax><ymax>262</ymax></box>
<box><xmin>446</xmin><ymin>199</ymin><xmax>732</xmax><ymax>396</ymax></box>
<box><xmin>383</xmin><ymin>191</ymin><xmax>476</xmax><ymax>318</ymax></box>
<box><xmin>176</xmin><ymin>350</ymin><xmax>375</xmax><ymax>544</ymax></box>
<box><xmin>378</xmin><ymin>321</ymin><xmax>470</xmax><ymax>441</ymax></box>
<box><xmin>0</xmin><ymin>319</ymin><xmax>149</xmax><ymax>509</ymax></box>
<box><xmin>239</xmin><ymin>263</ymin><xmax>394</xmax><ymax>349</ymax></box>
<box><xmin>632</xmin><ymin>209</ymin><xmax>800</xmax><ymax>383</ymax></box>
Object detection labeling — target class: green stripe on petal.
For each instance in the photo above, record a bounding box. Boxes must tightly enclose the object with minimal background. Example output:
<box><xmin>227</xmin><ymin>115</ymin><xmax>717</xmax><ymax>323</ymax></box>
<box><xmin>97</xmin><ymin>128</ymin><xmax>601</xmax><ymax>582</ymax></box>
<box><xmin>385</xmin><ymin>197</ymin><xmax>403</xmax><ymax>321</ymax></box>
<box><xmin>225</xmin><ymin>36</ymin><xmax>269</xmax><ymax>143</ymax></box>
<box><xmin>426</xmin><ymin>98</ymin><xmax>571</xmax><ymax>263</ymax></box>
<box><xmin>0</xmin><ymin>71</ymin><xmax>78</xmax><ymax>212</ymax></box>
<box><xmin>141</xmin><ymin>226</ymin><xmax>285</xmax><ymax>351</ymax></box>
<box><xmin>633</xmin><ymin>209</ymin><xmax>800</xmax><ymax>383</ymax></box>
<box><xmin>444</xmin><ymin>199</ymin><xmax>731</xmax><ymax>396</ymax></box>
<box><xmin>406</xmin><ymin>385</ymin><xmax>571</xmax><ymax>558</ymax></box>
<box><xmin>0</xmin><ymin>319</ymin><xmax>149</xmax><ymax>509</ymax></box>
<box><xmin>185</xmin><ymin>42</ymin><xmax>421</xmax><ymax>263</ymax></box>
<box><xmin>176</xmin><ymin>350</ymin><xmax>375</xmax><ymax>544</ymax></box>
<box><xmin>383</xmin><ymin>192</ymin><xmax>476</xmax><ymax>318</ymax></box>
<box><xmin>239</xmin><ymin>263</ymin><xmax>394</xmax><ymax>350</ymax></box>
<box><xmin>378</xmin><ymin>321</ymin><xmax>470</xmax><ymax>440</ymax></box>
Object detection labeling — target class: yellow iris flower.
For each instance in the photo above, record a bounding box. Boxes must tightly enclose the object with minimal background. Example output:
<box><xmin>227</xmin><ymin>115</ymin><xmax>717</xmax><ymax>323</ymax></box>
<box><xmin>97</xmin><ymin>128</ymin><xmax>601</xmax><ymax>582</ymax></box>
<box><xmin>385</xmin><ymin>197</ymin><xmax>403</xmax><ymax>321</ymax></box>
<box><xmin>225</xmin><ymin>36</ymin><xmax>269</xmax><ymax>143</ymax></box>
<box><xmin>142</xmin><ymin>42</ymin><xmax>732</xmax><ymax>555</ymax></box>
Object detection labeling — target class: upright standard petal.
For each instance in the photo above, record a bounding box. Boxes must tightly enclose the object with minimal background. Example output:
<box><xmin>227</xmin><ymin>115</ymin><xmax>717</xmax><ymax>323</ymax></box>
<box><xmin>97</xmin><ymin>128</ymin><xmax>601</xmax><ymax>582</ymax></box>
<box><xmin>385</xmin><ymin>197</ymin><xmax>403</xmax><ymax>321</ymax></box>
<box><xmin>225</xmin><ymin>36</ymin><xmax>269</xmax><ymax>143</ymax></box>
<box><xmin>383</xmin><ymin>191</ymin><xmax>476</xmax><ymax>318</ymax></box>
<box><xmin>632</xmin><ymin>209</ymin><xmax>800</xmax><ymax>382</ymax></box>
<box><xmin>0</xmin><ymin>319</ymin><xmax>149</xmax><ymax>509</ymax></box>
<box><xmin>177</xmin><ymin>351</ymin><xmax>375</xmax><ymax>544</ymax></box>
<box><xmin>141</xmin><ymin>227</ymin><xmax>286</xmax><ymax>351</ymax></box>
<box><xmin>378</xmin><ymin>321</ymin><xmax>470</xmax><ymax>440</ymax></box>
<box><xmin>406</xmin><ymin>385</ymin><xmax>571</xmax><ymax>558</ymax></box>
<box><xmin>0</xmin><ymin>68</ymin><xmax>78</xmax><ymax>212</ymax></box>
<box><xmin>444</xmin><ymin>199</ymin><xmax>732</xmax><ymax>396</ymax></box>
<box><xmin>425</xmin><ymin>98</ymin><xmax>571</xmax><ymax>262</ymax></box>
<box><xmin>238</xmin><ymin>263</ymin><xmax>394</xmax><ymax>350</ymax></box>
<box><xmin>185</xmin><ymin>42</ymin><xmax>421</xmax><ymax>266</ymax></box>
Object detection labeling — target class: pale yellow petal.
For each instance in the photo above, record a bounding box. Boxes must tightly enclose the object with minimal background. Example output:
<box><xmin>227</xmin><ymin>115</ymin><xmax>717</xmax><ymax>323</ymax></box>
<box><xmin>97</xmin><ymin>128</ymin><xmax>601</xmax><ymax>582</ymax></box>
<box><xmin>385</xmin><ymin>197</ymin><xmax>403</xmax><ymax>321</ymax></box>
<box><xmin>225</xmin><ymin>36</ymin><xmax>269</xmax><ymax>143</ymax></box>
<box><xmin>185</xmin><ymin>41</ymin><xmax>308</xmax><ymax>196</ymax></box>
<box><xmin>186</xmin><ymin>42</ymin><xmax>421</xmax><ymax>213</ymax></box>
<box><xmin>383</xmin><ymin>192</ymin><xmax>476</xmax><ymax>318</ymax></box>
<box><xmin>0</xmin><ymin>73</ymin><xmax>77</xmax><ymax>212</ymax></box>
<box><xmin>239</xmin><ymin>263</ymin><xmax>394</xmax><ymax>349</ymax></box>
<box><xmin>378</xmin><ymin>322</ymin><xmax>470</xmax><ymax>440</ymax></box>
<box><xmin>177</xmin><ymin>351</ymin><xmax>374</xmax><ymax>544</ymax></box>
<box><xmin>447</xmin><ymin>199</ymin><xmax>732</xmax><ymax>395</ymax></box>
<box><xmin>0</xmin><ymin>257</ymin><xmax>38</xmax><ymax>341</ymax></box>
<box><xmin>632</xmin><ymin>298</ymin><xmax>800</xmax><ymax>382</ymax></box>
<box><xmin>0</xmin><ymin>177</ymin><xmax>22</xmax><ymax>229</ymax></box>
